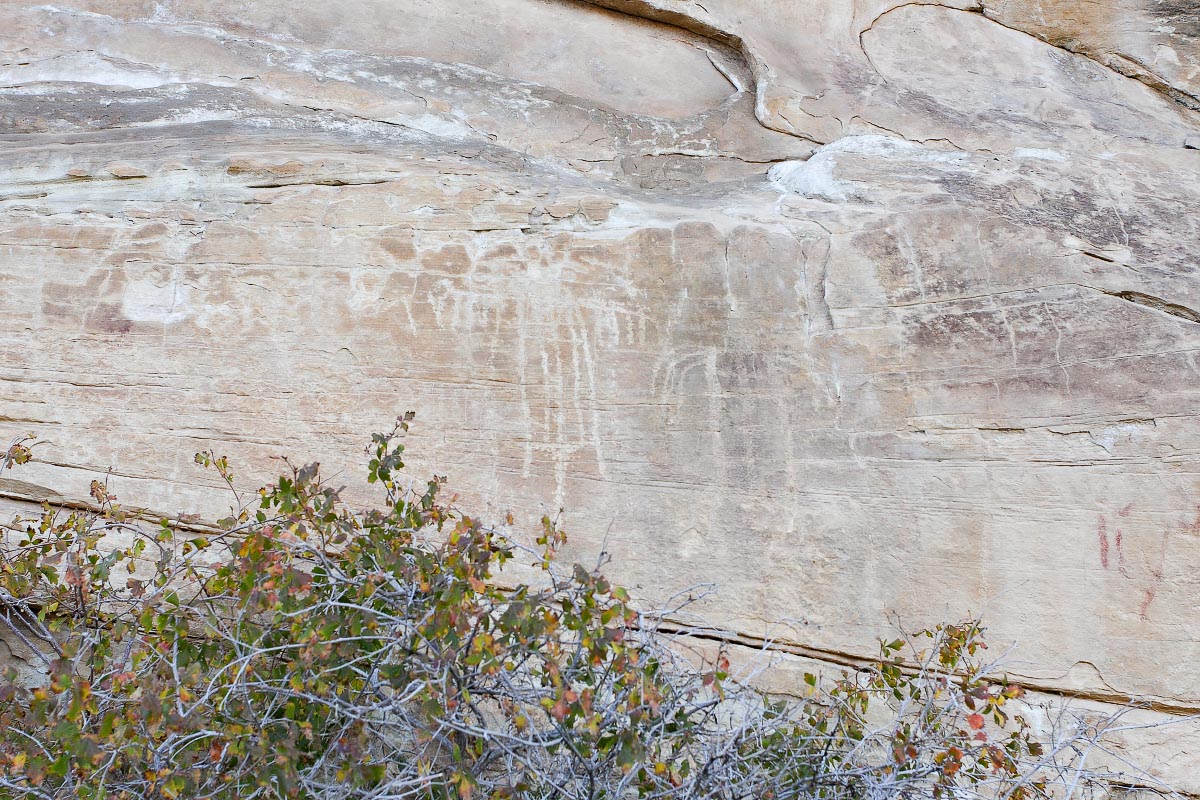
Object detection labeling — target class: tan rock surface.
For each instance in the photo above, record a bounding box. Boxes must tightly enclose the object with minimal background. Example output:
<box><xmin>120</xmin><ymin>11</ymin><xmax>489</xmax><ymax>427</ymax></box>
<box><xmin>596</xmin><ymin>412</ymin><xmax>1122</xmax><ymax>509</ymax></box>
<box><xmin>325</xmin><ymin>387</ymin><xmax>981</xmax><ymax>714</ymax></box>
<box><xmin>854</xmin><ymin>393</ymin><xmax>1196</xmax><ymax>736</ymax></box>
<box><xmin>984</xmin><ymin>0</ymin><xmax>1200</xmax><ymax>109</ymax></box>
<box><xmin>2</xmin><ymin>0</ymin><xmax>1200</xmax><ymax>786</ymax></box>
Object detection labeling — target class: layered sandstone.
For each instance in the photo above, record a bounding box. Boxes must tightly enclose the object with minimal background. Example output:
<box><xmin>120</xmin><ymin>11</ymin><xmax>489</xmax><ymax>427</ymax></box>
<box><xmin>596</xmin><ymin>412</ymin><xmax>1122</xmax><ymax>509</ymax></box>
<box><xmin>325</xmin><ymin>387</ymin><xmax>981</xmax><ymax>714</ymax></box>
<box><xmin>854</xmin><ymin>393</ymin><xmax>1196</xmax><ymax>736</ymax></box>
<box><xmin>2</xmin><ymin>0</ymin><xmax>1200</xmax><ymax>786</ymax></box>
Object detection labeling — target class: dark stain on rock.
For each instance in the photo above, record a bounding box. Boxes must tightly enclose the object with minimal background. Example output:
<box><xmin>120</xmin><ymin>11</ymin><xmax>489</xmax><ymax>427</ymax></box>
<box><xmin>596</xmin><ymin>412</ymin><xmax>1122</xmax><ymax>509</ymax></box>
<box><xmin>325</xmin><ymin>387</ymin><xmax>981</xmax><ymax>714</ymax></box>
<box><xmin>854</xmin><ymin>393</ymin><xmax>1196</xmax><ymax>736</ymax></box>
<box><xmin>936</xmin><ymin>172</ymin><xmax>1152</xmax><ymax>258</ymax></box>
<box><xmin>378</xmin><ymin>234</ymin><xmax>417</xmax><ymax>262</ymax></box>
<box><xmin>89</xmin><ymin>303</ymin><xmax>134</xmax><ymax>334</ymax></box>
<box><xmin>1150</xmin><ymin>0</ymin><xmax>1200</xmax><ymax>39</ymax></box>
<box><xmin>420</xmin><ymin>244</ymin><xmax>471</xmax><ymax>276</ymax></box>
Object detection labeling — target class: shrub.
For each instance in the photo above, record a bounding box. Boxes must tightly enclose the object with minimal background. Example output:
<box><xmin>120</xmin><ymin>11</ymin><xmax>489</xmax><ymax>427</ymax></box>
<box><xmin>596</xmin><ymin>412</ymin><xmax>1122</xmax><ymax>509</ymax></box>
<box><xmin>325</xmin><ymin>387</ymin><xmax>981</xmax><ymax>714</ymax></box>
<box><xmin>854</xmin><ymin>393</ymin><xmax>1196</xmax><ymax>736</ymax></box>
<box><xmin>0</xmin><ymin>418</ymin><xmax>1161</xmax><ymax>799</ymax></box>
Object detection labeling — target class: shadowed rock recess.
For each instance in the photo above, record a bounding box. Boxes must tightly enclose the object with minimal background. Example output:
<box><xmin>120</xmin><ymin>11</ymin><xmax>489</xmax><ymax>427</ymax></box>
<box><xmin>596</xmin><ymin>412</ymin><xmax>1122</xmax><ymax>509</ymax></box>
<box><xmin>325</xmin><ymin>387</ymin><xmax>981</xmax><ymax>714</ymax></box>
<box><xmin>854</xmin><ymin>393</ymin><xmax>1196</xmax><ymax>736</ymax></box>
<box><xmin>2</xmin><ymin>0</ymin><xmax>1200</xmax><ymax>786</ymax></box>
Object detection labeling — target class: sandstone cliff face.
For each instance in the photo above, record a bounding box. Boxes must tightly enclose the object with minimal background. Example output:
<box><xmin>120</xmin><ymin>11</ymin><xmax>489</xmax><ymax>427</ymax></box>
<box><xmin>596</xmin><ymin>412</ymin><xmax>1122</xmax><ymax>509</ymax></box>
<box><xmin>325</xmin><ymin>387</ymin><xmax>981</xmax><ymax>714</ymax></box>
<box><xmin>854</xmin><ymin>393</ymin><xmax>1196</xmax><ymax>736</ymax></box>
<box><xmin>3</xmin><ymin>0</ymin><xmax>1200</xmax><ymax>785</ymax></box>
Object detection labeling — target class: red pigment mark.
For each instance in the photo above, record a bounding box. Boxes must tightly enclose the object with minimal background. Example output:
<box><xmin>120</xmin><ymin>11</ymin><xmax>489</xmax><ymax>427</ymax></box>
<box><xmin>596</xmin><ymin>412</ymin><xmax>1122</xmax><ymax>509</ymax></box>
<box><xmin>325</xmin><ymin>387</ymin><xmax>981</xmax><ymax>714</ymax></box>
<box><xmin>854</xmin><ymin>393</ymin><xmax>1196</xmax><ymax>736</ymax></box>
<box><xmin>1116</xmin><ymin>504</ymin><xmax>1131</xmax><ymax>573</ymax></box>
<box><xmin>1151</xmin><ymin>529</ymin><xmax>1170</xmax><ymax>581</ymax></box>
<box><xmin>1188</xmin><ymin>505</ymin><xmax>1200</xmax><ymax>535</ymax></box>
<box><xmin>1139</xmin><ymin>588</ymin><xmax>1156</xmax><ymax>621</ymax></box>
<box><xmin>1097</xmin><ymin>517</ymin><xmax>1110</xmax><ymax>568</ymax></box>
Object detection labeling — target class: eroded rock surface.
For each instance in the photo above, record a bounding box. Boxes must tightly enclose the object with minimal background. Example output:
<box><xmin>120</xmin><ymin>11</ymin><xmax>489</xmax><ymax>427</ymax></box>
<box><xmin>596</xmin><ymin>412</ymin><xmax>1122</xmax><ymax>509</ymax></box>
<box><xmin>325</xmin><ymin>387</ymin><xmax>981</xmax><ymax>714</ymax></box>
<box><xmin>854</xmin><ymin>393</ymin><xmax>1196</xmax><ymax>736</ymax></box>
<box><xmin>2</xmin><ymin>0</ymin><xmax>1200</xmax><ymax>786</ymax></box>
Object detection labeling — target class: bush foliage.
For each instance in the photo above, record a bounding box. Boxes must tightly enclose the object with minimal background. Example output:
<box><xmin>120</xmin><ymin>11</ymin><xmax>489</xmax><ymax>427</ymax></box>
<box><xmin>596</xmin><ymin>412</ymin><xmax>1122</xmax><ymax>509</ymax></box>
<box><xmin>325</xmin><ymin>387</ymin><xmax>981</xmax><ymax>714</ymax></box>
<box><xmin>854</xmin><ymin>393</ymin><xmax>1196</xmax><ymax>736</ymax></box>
<box><xmin>0</xmin><ymin>418</ymin><xmax>1147</xmax><ymax>798</ymax></box>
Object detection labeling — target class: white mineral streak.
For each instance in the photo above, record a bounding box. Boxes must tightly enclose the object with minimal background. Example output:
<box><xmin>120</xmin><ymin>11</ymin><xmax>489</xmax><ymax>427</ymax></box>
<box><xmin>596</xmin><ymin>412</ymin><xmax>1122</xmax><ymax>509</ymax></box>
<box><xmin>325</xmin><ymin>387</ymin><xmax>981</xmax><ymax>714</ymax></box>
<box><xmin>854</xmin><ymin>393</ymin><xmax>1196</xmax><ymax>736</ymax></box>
<box><xmin>1</xmin><ymin>0</ymin><xmax>1200</xmax><ymax>786</ymax></box>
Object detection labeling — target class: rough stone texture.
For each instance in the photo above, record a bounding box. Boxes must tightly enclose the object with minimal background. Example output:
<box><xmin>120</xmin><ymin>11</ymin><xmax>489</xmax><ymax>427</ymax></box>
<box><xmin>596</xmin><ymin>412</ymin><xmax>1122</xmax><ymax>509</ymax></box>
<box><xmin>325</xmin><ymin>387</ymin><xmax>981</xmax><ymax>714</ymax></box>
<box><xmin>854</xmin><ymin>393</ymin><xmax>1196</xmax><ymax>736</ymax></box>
<box><xmin>2</xmin><ymin>0</ymin><xmax>1200</xmax><ymax>786</ymax></box>
<box><xmin>984</xmin><ymin>0</ymin><xmax>1200</xmax><ymax>109</ymax></box>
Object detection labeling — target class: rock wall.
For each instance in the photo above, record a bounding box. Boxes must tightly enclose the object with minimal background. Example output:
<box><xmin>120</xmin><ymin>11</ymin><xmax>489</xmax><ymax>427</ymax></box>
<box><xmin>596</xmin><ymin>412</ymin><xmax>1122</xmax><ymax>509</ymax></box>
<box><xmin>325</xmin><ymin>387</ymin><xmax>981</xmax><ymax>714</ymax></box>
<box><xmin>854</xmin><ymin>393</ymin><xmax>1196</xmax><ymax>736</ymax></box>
<box><xmin>2</xmin><ymin>0</ymin><xmax>1200</xmax><ymax>785</ymax></box>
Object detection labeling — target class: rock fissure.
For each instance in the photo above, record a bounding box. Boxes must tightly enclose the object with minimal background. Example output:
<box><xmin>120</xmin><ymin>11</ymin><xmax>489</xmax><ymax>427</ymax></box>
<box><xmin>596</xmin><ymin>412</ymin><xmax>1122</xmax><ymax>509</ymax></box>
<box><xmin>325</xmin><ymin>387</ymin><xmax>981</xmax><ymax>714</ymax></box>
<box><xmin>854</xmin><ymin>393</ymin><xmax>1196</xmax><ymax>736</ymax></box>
<box><xmin>1102</xmin><ymin>290</ymin><xmax>1200</xmax><ymax>324</ymax></box>
<box><xmin>649</xmin><ymin>622</ymin><xmax>1200</xmax><ymax>717</ymax></box>
<box><xmin>576</xmin><ymin>0</ymin><xmax>804</xmax><ymax>141</ymax></box>
<box><xmin>244</xmin><ymin>178</ymin><xmax>391</xmax><ymax>189</ymax></box>
<box><xmin>5</xmin><ymin>0</ymin><xmax>1200</xmax><ymax>786</ymax></box>
<box><xmin>975</xmin><ymin>1</ymin><xmax>1200</xmax><ymax>115</ymax></box>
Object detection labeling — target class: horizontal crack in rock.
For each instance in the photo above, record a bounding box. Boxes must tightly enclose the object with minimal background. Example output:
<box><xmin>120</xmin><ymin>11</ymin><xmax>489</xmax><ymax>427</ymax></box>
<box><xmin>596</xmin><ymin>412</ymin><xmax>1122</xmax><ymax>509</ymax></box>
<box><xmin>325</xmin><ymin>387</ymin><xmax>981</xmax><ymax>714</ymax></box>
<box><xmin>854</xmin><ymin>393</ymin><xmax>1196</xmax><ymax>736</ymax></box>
<box><xmin>976</xmin><ymin>2</ymin><xmax>1200</xmax><ymax>114</ymax></box>
<box><xmin>650</xmin><ymin>622</ymin><xmax>1200</xmax><ymax>716</ymax></box>
<box><xmin>245</xmin><ymin>178</ymin><xmax>390</xmax><ymax>189</ymax></box>
<box><xmin>1104</xmin><ymin>290</ymin><xmax>1200</xmax><ymax>323</ymax></box>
